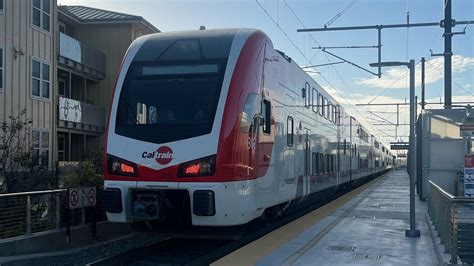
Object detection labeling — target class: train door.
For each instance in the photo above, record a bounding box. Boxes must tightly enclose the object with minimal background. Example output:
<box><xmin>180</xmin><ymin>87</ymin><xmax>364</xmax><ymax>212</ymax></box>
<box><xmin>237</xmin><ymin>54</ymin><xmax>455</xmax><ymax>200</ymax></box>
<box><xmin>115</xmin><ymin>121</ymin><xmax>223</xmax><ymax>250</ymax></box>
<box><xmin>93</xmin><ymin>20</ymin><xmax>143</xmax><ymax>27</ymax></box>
<box><xmin>303</xmin><ymin>129</ymin><xmax>311</xmax><ymax>198</ymax></box>
<box><xmin>349</xmin><ymin>117</ymin><xmax>353</xmax><ymax>181</ymax></box>
<box><xmin>284</xmin><ymin>94</ymin><xmax>296</xmax><ymax>190</ymax></box>
<box><xmin>255</xmin><ymin>42</ymin><xmax>278</xmax><ymax>202</ymax></box>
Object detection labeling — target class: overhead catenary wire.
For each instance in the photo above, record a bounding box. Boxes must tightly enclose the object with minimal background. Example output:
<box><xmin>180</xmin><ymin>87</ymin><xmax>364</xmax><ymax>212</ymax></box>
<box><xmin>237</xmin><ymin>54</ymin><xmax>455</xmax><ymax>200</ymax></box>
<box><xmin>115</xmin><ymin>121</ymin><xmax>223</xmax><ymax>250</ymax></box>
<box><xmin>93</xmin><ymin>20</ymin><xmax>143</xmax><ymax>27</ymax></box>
<box><xmin>323</xmin><ymin>0</ymin><xmax>358</xmax><ymax>28</ymax></box>
<box><xmin>256</xmin><ymin>0</ymin><xmax>405</xmax><ymax>145</ymax></box>
<box><xmin>282</xmin><ymin>1</ymin><xmax>407</xmax><ymax>144</ymax></box>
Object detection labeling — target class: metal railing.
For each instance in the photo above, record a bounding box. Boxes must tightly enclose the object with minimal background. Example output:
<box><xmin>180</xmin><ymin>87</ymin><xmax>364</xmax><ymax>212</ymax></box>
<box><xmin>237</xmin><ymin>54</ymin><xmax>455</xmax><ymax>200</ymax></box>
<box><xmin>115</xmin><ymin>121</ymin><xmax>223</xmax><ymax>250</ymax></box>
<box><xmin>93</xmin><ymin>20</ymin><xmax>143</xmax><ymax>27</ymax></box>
<box><xmin>0</xmin><ymin>189</ymin><xmax>66</xmax><ymax>239</ymax></box>
<box><xmin>0</xmin><ymin>189</ymin><xmax>107</xmax><ymax>240</ymax></box>
<box><xmin>428</xmin><ymin>180</ymin><xmax>474</xmax><ymax>264</ymax></box>
<box><xmin>58</xmin><ymin>96</ymin><xmax>106</xmax><ymax>128</ymax></box>
<box><xmin>59</xmin><ymin>32</ymin><xmax>106</xmax><ymax>74</ymax></box>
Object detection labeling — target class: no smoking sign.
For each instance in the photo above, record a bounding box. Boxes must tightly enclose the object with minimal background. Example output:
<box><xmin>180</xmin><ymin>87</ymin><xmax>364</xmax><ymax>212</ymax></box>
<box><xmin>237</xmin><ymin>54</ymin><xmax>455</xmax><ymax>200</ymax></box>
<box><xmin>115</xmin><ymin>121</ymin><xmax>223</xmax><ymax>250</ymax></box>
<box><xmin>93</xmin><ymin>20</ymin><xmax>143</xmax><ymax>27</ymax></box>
<box><xmin>68</xmin><ymin>187</ymin><xmax>96</xmax><ymax>209</ymax></box>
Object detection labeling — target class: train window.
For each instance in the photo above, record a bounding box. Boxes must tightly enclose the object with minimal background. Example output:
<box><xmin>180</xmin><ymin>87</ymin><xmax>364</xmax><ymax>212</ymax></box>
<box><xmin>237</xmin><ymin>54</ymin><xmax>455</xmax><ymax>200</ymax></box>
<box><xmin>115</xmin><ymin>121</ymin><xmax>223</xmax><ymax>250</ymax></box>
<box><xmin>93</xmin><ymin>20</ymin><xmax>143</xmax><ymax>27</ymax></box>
<box><xmin>331</xmin><ymin>155</ymin><xmax>335</xmax><ymax>172</ymax></box>
<box><xmin>240</xmin><ymin>93</ymin><xmax>259</xmax><ymax>133</ymax></box>
<box><xmin>312</xmin><ymin>153</ymin><xmax>317</xmax><ymax>175</ymax></box>
<box><xmin>262</xmin><ymin>99</ymin><xmax>271</xmax><ymax>134</ymax></box>
<box><xmin>325</xmin><ymin>154</ymin><xmax>330</xmax><ymax>173</ymax></box>
<box><xmin>343</xmin><ymin>139</ymin><xmax>347</xmax><ymax>154</ymax></box>
<box><xmin>304</xmin><ymin>82</ymin><xmax>310</xmax><ymax>108</ymax></box>
<box><xmin>115</xmin><ymin>60</ymin><xmax>226</xmax><ymax>144</ymax></box>
<box><xmin>319</xmin><ymin>153</ymin><xmax>324</xmax><ymax>174</ymax></box>
<box><xmin>332</xmin><ymin>106</ymin><xmax>337</xmax><ymax>124</ymax></box>
<box><xmin>324</xmin><ymin>98</ymin><xmax>329</xmax><ymax>119</ymax></box>
<box><xmin>318</xmin><ymin>93</ymin><xmax>324</xmax><ymax>117</ymax></box>
<box><xmin>287</xmin><ymin>116</ymin><xmax>294</xmax><ymax>147</ymax></box>
<box><xmin>336</xmin><ymin>107</ymin><xmax>341</xmax><ymax>125</ymax></box>
<box><xmin>328</xmin><ymin>102</ymin><xmax>333</xmax><ymax>122</ymax></box>
<box><xmin>312</xmin><ymin>88</ymin><xmax>318</xmax><ymax>114</ymax></box>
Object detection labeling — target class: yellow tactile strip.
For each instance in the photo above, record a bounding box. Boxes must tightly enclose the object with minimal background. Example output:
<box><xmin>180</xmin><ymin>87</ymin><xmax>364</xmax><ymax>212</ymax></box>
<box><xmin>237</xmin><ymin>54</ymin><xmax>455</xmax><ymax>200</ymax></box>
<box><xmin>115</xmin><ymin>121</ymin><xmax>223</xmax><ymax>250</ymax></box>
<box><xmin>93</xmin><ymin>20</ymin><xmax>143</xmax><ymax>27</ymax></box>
<box><xmin>212</xmin><ymin>176</ymin><xmax>382</xmax><ymax>266</ymax></box>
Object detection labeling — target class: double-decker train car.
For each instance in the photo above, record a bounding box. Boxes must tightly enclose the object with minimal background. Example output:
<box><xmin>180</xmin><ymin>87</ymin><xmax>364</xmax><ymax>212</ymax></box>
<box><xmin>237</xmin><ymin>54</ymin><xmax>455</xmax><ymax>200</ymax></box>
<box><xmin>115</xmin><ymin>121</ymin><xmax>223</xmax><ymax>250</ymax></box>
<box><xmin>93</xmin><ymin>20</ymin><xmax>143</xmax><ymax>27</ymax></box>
<box><xmin>101</xmin><ymin>29</ymin><xmax>393</xmax><ymax>230</ymax></box>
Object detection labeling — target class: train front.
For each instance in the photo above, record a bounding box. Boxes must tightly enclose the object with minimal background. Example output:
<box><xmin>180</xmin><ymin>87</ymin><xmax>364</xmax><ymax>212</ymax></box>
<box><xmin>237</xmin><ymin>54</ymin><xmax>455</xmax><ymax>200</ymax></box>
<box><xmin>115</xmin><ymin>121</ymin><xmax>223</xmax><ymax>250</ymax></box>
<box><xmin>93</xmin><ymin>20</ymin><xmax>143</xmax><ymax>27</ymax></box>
<box><xmin>101</xmin><ymin>29</ymin><xmax>269</xmax><ymax>229</ymax></box>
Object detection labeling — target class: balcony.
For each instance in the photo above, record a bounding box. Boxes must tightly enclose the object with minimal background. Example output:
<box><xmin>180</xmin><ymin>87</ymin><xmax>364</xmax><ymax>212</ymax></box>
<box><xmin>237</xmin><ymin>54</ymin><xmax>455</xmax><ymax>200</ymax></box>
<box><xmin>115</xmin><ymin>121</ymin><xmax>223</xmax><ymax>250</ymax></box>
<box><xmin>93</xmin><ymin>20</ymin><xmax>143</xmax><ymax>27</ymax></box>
<box><xmin>58</xmin><ymin>33</ymin><xmax>106</xmax><ymax>80</ymax></box>
<box><xmin>58</xmin><ymin>96</ymin><xmax>105</xmax><ymax>132</ymax></box>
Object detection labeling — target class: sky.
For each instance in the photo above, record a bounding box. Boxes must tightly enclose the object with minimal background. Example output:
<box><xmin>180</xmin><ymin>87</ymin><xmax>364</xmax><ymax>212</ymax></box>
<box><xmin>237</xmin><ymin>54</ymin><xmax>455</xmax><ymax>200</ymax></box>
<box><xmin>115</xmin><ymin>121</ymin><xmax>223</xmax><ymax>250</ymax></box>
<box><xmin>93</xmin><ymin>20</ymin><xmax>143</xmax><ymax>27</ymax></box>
<box><xmin>58</xmin><ymin>0</ymin><xmax>474</xmax><ymax>146</ymax></box>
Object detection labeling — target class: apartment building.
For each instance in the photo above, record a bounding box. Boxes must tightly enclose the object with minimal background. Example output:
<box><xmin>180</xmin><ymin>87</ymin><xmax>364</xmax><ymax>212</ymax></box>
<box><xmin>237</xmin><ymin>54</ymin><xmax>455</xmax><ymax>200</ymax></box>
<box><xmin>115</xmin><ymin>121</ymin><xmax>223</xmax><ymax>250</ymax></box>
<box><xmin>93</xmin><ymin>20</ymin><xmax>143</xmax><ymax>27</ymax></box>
<box><xmin>0</xmin><ymin>0</ymin><xmax>59</xmax><ymax>170</ymax></box>
<box><xmin>0</xmin><ymin>0</ymin><xmax>159</xmax><ymax>171</ymax></box>
<box><xmin>56</xmin><ymin>5</ymin><xmax>158</xmax><ymax>161</ymax></box>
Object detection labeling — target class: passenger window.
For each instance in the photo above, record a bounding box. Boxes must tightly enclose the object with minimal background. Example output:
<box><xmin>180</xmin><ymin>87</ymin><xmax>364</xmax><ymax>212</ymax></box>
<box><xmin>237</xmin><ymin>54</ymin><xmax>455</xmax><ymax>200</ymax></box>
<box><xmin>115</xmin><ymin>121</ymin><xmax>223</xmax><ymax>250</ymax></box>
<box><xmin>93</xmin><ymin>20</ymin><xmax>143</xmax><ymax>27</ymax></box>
<box><xmin>332</xmin><ymin>106</ymin><xmax>337</xmax><ymax>124</ymax></box>
<box><xmin>326</xmin><ymin>154</ymin><xmax>330</xmax><ymax>173</ymax></box>
<box><xmin>324</xmin><ymin>98</ymin><xmax>329</xmax><ymax>119</ymax></box>
<box><xmin>312</xmin><ymin>153</ymin><xmax>317</xmax><ymax>175</ymax></box>
<box><xmin>287</xmin><ymin>116</ymin><xmax>294</xmax><ymax>147</ymax></box>
<box><xmin>304</xmin><ymin>82</ymin><xmax>310</xmax><ymax>108</ymax></box>
<box><xmin>343</xmin><ymin>139</ymin><xmax>347</xmax><ymax>154</ymax></box>
<box><xmin>332</xmin><ymin>155</ymin><xmax>336</xmax><ymax>172</ymax></box>
<box><xmin>262</xmin><ymin>99</ymin><xmax>271</xmax><ymax>134</ymax></box>
<box><xmin>136</xmin><ymin>102</ymin><xmax>147</xmax><ymax>124</ymax></box>
<box><xmin>318</xmin><ymin>94</ymin><xmax>324</xmax><ymax>117</ymax></box>
<box><xmin>312</xmin><ymin>88</ymin><xmax>318</xmax><ymax>114</ymax></box>
<box><xmin>319</xmin><ymin>153</ymin><xmax>324</xmax><ymax>174</ymax></box>
<box><xmin>327</xmin><ymin>101</ymin><xmax>332</xmax><ymax>121</ymax></box>
<box><xmin>149</xmin><ymin>106</ymin><xmax>158</xmax><ymax>124</ymax></box>
<box><xmin>240</xmin><ymin>93</ymin><xmax>259</xmax><ymax>133</ymax></box>
<box><xmin>338</xmin><ymin>107</ymin><xmax>342</xmax><ymax>125</ymax></box>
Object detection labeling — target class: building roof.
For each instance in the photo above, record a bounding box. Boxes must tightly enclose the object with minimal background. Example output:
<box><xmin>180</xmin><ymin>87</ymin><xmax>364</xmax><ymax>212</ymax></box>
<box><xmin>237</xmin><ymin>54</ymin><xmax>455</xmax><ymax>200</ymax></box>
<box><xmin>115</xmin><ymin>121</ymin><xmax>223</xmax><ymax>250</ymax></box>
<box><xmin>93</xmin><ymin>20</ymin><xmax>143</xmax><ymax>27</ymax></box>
<box><xmin>58</xmin><ymin>5</ymin><xmax>159</xmax><ymax>32</ymax></box>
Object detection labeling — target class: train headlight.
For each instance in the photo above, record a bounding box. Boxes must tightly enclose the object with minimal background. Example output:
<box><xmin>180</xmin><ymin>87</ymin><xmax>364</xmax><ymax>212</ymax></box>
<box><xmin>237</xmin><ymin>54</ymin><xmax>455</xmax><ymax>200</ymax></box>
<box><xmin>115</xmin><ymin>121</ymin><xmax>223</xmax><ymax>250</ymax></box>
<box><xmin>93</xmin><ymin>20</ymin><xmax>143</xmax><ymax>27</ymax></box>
<box><xmin>178</xmin><ymin>155</ymin><xmax>216</xmax><ymax>177</ymax></box>
<box><xmin>107</xmin><ymin>154</ymin><xmax>138</xmax><ymax>177</ymax></box>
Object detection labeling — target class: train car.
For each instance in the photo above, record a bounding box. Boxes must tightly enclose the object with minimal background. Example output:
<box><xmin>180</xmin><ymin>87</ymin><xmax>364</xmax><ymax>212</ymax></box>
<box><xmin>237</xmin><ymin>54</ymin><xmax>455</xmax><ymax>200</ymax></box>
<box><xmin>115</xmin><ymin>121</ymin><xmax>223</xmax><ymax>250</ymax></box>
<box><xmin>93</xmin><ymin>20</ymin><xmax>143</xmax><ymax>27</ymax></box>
<box><xmin>101</xmin><ymin>28</ymin><xmax>393</xmax><ymax>230</ymax></box>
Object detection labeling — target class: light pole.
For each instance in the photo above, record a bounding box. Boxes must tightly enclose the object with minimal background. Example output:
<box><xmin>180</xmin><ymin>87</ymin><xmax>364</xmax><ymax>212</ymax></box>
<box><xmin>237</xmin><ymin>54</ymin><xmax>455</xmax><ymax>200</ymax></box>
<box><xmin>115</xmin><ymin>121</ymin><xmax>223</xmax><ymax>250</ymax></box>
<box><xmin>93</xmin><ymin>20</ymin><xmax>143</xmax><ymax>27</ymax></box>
<box><xmin>370</xmin><ymin>60</ymin><xmax>420</xmax><ymax>238</ymax></box>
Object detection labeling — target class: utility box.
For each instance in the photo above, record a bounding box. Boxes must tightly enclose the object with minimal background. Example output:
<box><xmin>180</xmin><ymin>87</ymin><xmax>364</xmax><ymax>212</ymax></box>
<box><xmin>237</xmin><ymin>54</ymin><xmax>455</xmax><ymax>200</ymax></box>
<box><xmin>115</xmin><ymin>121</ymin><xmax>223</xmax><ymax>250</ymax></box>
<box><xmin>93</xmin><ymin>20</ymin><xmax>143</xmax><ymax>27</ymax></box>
<box><xmin>418</xmin><ymin>109</ymin><xmax>467</xmax><ymax>200</ymax></box>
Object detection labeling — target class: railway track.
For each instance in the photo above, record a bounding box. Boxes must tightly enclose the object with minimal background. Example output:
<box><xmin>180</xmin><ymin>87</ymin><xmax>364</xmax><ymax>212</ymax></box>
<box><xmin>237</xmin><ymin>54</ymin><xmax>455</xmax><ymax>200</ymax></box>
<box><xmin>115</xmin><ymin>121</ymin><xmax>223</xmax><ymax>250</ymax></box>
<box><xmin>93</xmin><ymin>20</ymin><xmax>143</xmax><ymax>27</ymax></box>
<box><xmin>88</xmin><ymin>171</ymin><xmax>387</xmax><ymax>266</ymax></box>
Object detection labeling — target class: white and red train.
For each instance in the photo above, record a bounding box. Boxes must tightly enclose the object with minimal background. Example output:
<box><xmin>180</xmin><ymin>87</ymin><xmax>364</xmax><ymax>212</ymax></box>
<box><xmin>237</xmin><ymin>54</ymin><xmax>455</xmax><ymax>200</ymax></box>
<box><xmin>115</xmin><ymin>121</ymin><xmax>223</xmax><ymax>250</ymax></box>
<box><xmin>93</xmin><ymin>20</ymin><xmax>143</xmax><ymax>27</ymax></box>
<box><xmin>101</xmin><ymin>29</ymin><xmax>393</xmax><ymax>229</ymax></box>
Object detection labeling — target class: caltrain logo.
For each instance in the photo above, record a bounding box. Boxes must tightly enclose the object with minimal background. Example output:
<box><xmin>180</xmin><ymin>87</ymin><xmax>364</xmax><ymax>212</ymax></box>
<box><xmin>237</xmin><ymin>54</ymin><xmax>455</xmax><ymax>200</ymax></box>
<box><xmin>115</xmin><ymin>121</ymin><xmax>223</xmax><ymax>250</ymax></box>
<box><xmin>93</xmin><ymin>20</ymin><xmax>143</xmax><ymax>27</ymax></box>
<box><xmin>142</xmin><ymin>146</ymin><xmax>174</xmax><ymax>165</ymax></box>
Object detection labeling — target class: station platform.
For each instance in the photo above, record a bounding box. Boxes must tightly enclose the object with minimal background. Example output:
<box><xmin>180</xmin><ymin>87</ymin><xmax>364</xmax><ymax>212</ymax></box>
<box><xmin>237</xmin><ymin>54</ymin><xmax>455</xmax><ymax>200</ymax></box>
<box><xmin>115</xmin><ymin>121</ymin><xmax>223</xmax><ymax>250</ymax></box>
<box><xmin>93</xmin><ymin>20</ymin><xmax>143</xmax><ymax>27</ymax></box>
<box><xmin>213</xmin><ymin>170</ymin><xmax>444</xmax><ymax>265</ymax></box>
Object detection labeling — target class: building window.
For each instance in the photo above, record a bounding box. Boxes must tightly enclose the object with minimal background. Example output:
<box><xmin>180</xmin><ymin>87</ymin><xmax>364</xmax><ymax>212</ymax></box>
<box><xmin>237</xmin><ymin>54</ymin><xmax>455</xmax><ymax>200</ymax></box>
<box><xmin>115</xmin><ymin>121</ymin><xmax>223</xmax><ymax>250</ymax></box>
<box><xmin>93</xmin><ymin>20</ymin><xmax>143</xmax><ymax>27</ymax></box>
<box><xmin>32</xmin><ymin>0</ymin><xmax>50</xmax><ymax>32</ymax></box>
<box><xmin>287</xmin><ymin>116</ymin><xmax>294</xmax><ymax>147</ymax></box>
<box><xmin>31</xmin><ymin>59</ymin><xmax>50</xmax><ymax>99</ymax></box>
<box><xmin>32</xmin><ymin>129</ymin><xmax>49</xmax><ymax>167</ymax></box>
<box><xmin>0</xmin><ymin>48</ymin><xmax>3</xmax><ymax>91</ymax></box>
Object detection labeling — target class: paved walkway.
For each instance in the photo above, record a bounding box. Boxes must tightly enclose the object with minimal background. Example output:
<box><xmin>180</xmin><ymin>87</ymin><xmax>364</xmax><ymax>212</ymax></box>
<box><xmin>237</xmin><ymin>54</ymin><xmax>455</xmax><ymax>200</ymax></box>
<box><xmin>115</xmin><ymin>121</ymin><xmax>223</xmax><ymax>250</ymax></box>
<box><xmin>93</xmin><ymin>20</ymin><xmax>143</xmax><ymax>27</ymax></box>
<box><xmin>215</xmin><ymin>170</ymin><xmax>442</xmax><ymax>265</ymax></box>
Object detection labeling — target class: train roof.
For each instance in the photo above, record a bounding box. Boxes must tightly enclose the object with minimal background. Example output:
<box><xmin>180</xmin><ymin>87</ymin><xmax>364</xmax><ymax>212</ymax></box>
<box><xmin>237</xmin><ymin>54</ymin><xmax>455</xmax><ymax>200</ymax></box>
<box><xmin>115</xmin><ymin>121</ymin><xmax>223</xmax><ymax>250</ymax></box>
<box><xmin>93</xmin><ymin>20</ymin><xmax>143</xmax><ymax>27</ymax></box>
<box><xmin>132</xmin><ymin>28</ymin><xmax>391</xmax><ymax>153</ymax></box>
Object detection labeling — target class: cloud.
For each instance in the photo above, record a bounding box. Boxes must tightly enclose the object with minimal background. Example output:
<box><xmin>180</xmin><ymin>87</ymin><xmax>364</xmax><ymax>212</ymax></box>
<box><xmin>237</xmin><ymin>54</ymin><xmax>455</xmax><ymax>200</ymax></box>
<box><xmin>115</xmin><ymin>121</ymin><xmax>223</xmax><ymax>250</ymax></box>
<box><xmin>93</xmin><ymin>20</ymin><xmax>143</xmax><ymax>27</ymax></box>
<box><xmin>356</xmin><ymin>55</ymin><xmax>474</xmax><ymax>89</ymax></box>
<box><xmin>425</xmin><ymin>95</ymin><xmax>474</xmax><ymax>107</ymax></box>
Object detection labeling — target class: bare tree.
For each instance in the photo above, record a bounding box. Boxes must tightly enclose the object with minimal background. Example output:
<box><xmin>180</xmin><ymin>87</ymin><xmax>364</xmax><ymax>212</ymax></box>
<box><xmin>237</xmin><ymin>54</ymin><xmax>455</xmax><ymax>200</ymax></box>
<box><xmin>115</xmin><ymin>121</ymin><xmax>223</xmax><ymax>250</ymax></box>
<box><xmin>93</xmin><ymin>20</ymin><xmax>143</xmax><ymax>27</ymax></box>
<box><xmin>0</xmin><ymin>109</ymin><xmax>33</xmax><ymax>192</ymax></box>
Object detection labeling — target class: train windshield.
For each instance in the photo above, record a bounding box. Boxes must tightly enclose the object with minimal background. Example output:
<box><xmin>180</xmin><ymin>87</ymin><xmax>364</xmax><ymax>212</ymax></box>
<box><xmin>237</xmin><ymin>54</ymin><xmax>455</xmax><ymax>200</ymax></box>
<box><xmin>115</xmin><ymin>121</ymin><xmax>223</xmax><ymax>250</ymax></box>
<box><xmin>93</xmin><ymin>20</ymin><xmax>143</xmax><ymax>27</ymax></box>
<box><xmin>115</xmin><ymin>61</ymin><xmax>226</xmax><ymax>144</ymax></box>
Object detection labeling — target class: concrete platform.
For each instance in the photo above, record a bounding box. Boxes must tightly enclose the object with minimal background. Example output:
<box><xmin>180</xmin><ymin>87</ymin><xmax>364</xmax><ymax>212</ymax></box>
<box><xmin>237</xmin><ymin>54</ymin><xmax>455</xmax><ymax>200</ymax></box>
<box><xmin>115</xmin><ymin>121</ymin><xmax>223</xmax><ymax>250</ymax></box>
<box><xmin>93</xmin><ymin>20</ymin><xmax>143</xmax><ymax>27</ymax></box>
<box><xmin>214</xmin><ymin>170</ymin><xmax>443</xmax><ymax>265</ymax></box>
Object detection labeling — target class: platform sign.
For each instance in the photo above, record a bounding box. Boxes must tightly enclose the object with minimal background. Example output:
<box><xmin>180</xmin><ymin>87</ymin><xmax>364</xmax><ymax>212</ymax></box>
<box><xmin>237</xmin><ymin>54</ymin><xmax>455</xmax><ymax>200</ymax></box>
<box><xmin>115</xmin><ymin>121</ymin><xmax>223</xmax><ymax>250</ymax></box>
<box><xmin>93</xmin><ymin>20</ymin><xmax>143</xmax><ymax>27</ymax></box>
<box><xmin>68</xmin><ymin>187</ymin><xmax>96</xmax><ymax>209</ymax></box>
<box><xmin>68</xmin><ymin>188</ymin><xmax>80</xmax><ymax>209</ymax></box>
<box><xmin>460</xmin><ymin>124</ymin><xmax>474</xmax><ymax>137</ymax></box>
